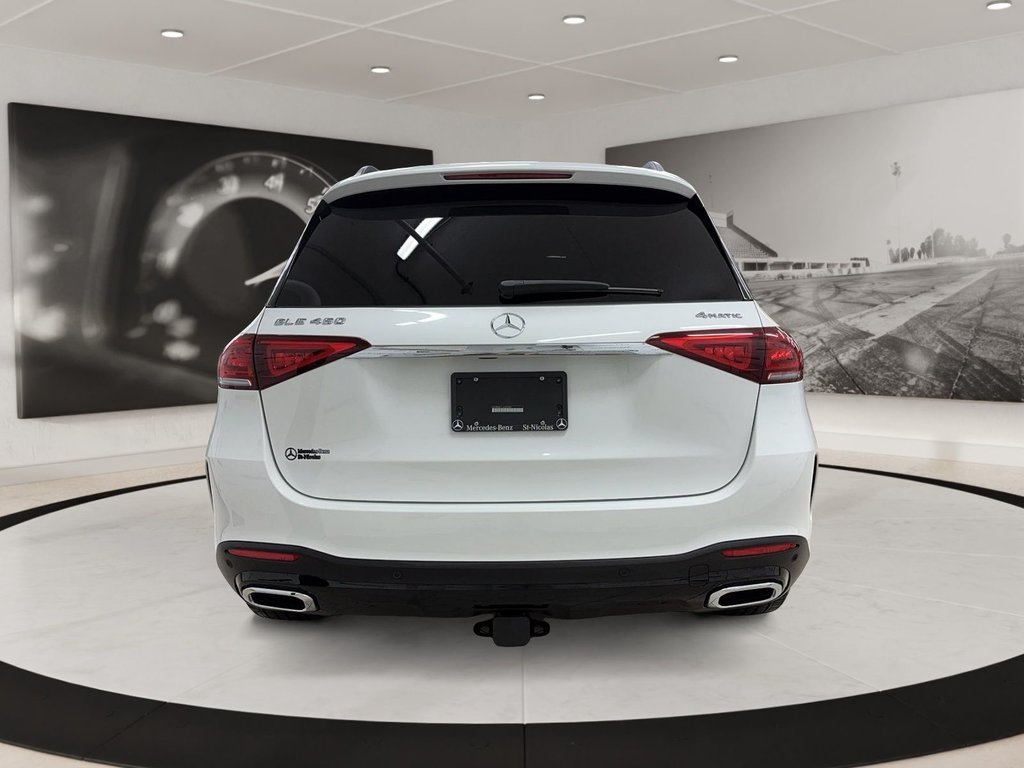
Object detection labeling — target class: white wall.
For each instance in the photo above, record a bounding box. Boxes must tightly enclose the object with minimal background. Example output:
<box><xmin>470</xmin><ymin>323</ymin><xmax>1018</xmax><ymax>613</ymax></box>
<box><xmin>0</xmin><ymin>45</ymin><xmax>520</xmax><ymax>475</ymax></box>
<box><xmin>809</xmin><ymin>393</ymin><xmax>1024</xmax><ymax>468</ymax></box>
<box><xmin>518</xmin><ymin>32</ymin><xmax>1024</xmax><ymax>467</ymax></box>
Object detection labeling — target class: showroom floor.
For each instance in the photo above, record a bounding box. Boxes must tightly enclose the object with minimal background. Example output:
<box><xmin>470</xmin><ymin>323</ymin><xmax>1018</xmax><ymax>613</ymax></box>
<box><xmin>0</xmin><ymin>450</ymin><xmax>1021</xmax><ymax>767</ymax></box>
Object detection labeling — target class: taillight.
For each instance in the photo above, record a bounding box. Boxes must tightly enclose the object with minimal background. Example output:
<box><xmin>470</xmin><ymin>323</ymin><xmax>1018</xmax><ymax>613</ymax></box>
<box><xmin>217</xmin><ymin>334</ymin><xmax>257</xmax><ymax>389</ymax></box>
<box><xmin>216</xmin><ymin>334</ymin><xmax>370</xmax><ymax>390</ymax></box>
<box><xmin>721</xmin><ymin>542</ymin><xmax>797</xmax><ymax>558</ymax></box>
<box><xmin>761</xmin><ymin>327</ymin><xmax>804</xmax><ymax>383</ymax></box>
<box><xmin>254</xmin><ymin>335</ymin><xmax>369</xmax><ymax>388</ymax></box>
<box><xmin>648</xmin><ymin>330</ymin><xmax>761</xmax><ymax>381</ymax></box>
<box><xmin>646</xmin><ymin>327</ymin><xmax>803</xmax><ymax>384</ymax></box>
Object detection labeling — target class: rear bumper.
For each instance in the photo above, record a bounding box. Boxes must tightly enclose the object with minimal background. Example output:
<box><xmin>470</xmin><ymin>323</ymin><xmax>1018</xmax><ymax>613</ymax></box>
<box><xmin>219</xmin><ymin>536</ymin><xmax>808</xmax><ymax>619</ymax></box>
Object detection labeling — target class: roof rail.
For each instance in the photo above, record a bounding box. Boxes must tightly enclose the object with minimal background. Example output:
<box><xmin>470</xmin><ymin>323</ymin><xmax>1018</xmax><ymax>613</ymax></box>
<box><xmin>642</xmin><ymin>160</ymin><xmax>665</xmax><ymax>172</ymax></box>
<box><xmin>354</xmin><ymin>165</ymin><xmax>379</xmax><ymax>176</ymax></box>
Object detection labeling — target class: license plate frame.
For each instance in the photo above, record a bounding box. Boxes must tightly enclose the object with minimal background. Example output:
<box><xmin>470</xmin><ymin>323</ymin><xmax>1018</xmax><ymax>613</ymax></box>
<box><xmin>450</xmin><ymin>372</ymin><xmax>568</xmax><ymax>434</ymax></box>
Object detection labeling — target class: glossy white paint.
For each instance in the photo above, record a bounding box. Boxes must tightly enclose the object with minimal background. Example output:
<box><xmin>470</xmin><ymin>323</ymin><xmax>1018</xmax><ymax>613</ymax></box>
<box><xmin>258</xmin><ymin>302</ymin><xmax>762</xmax><ymax>503</ymax></box>
<box><xmin>210</xmin><ymin>379</ymin><xmax>812</xmax><ymax>560</ymax></box>
<box><xmin>208</xmin><ymin>162</ymin><xmax>815</xmax><ymax>561</ymax></box>
<box><xmin>322</xmin><ymin>161</ymin><xmax>697</xmax><ymax>200</ymax></box>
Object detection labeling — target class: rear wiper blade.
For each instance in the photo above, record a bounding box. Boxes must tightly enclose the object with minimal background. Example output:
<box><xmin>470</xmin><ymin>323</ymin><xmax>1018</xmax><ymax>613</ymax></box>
<box><xmin>499</xmin><ymin>279</ymin><xmax>663</xmax><ymax>303</ymax></box>
<box><xmin>395</xmin><ymin>218</ymin><xmax>473</xmax><ymax>295</ymax></box>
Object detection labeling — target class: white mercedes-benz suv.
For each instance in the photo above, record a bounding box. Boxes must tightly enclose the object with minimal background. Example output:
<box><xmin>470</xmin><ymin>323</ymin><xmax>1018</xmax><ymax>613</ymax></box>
<box><xmin>207</xmin><ymin>161</ymin><xmax>815</xmax><ymax>646</ymax></box>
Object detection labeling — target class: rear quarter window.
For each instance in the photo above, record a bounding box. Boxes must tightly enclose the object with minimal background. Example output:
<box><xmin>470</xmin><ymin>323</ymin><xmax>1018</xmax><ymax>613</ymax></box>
<box><xmin>274</xmin><ymin>183</ymin><xmax>744</xmax><ymax>307</ymax></box>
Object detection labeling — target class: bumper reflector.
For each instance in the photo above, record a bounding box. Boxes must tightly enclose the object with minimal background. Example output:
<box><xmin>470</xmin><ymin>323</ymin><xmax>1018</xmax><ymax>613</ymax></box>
<box><xmin>720</xmin><ymin>542</ymin><xmax>797</xmax><ymax>558</ymax></box>
<box><xmin>227</xmin><ymin>548</ymin><xmax>300</xmax><ymax>562</ymax></box>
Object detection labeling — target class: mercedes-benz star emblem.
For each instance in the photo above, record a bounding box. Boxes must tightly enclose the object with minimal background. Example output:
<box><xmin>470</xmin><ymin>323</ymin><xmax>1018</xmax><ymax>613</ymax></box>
<box><xmin>491</xmin><ymin>312</ymin><xmax>526</xmax><ymax>338</ymax></box>
<box><xmin>451</xmin><ymin>419</ymin><xmax>465</xmax><ymax>432</ymax></box>
<box><xmin>555</xmin><ymin>418</ymin><xmax>568</xmax><ymax>430</ymax></box>
<box><xmin>284</xmin><ymin>447</ymin><xmax>298</xmax><ymax>461</ymax></box>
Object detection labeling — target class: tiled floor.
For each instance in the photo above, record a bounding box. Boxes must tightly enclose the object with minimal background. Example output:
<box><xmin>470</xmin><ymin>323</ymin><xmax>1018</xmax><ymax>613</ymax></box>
<box><xmin>0</xmin><ymin>450</ymin><xmax>1021</xmax><ymax>766</ymax></box>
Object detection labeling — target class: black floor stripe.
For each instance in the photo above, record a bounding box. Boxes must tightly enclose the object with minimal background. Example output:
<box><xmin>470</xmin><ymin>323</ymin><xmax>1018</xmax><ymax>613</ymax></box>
<box><xmin>0</xmin><ymin>466</ymin><xmax>1020</xmax><ymax>768</ymax></box>
<box><xmin>0</xmin><ymin>475</ymin><xmax>205</xmax><ymax>533</ymax></box>
<box><xmin>89</xmin><ymin>702</ymin><xmax>523</xmax><ymax>768</ymax></box>
<box><xmin>527</xmin><ymin>689</ymin><xmax>959</xmax><ymax>768</ymax></box>
<box><xmin>0</xmin><ymin>660</ymin><xmax>163</xmax><ymax>761</ymax></box>
<box><xmin>818</xmin><ymin>463</ymin><xmax>1024</xmax><ymax>510</ymax></box>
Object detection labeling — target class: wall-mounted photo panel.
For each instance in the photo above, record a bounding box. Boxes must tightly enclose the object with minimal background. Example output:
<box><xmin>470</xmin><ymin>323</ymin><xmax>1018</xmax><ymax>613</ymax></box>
<box><xmin>608</xmin><ymin>89</ymin><xmax>1024</xmax><ymax>402</ymax></box>
<box><xmin>9</xmin><ymin>103</ymin><xmax>432</xmax><ymax>418</ymax></box>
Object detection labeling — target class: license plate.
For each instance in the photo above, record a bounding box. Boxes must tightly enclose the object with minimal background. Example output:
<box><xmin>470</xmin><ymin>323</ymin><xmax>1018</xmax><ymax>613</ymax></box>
<box><xmin>451</xmin><ymin>372</ymin><xmax>568</xmax><ymax>433</ymax></box>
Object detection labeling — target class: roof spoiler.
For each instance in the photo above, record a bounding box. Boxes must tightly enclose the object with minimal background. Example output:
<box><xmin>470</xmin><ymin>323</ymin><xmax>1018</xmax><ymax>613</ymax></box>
<box><xmin>356</xmin><ymin>162</ymin><xmax>665</xmax><ymax>176</ymax></box>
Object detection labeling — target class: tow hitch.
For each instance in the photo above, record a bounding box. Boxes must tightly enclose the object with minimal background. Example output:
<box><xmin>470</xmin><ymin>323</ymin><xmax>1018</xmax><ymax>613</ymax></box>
<box><xmin>473</xmin><ymin>613</ymin><xmax>551</xmax><ymax>647</ymax></box>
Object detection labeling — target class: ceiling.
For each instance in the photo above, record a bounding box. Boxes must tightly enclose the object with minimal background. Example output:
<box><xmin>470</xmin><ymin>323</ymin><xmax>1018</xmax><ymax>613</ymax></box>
<box><xmin>0</xmin><ymin>0</ymin><xmax>1021</xmax><ymax>118</ymax></box>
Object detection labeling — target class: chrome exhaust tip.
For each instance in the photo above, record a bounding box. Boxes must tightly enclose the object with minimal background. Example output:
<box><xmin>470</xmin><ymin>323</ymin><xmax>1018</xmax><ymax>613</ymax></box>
<box><xmin>241</xmin><ymin>587</ymin><xmax>318</xmax><ymax>613</ymax></box>
<box><xmin>706</xmin><ymin>582</ymin><xmax>783</xmax><ymax>610</ymax></box>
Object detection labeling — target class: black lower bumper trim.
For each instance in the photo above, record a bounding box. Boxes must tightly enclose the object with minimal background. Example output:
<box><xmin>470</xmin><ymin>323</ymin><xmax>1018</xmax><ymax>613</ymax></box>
<box><xmin>218</xmin><ymin>537</ymin><xmax>808</xmax><ymax>619</ymax></box>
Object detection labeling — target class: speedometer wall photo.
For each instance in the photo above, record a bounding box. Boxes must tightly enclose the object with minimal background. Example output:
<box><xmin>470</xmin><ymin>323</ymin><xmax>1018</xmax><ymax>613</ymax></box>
<box><xmin>8</xmin><ymin>103</ymin><xmax>432</xmax><ymax>418</ymax></box>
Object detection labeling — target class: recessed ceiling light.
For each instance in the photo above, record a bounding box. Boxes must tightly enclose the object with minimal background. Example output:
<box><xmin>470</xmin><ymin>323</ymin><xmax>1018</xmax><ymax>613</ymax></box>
<box><xmin>160</xmin><ymin>29</ymin><xmax>184</xmax><ymax>39</ymax></box>
<box><xmin>527</xmin><ymin>93</ymin><xmax>546</xmax><ymax>101</ymax></box>
<box><xmin>562</xmin><ymin>14</ymin><xmax>587</xmax><ymax>25</ymax></box>
<box><xmin>986</xmin><ymin>1</ymin><xmax>1012</xmax><ymax>9</ymax></box>
<box><xmin>718</xmin><ymin>54</ymin><xmax>739</xmax><ymax>63</ymax></box>
<box><xmin>370</xmin><ymin>66</ymin><xmax>391</xmax><ymax>74</ymax></box>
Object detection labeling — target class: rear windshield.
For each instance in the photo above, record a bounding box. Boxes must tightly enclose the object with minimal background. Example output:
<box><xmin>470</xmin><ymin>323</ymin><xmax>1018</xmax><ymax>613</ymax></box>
<box><xmin>273</xmin><ymin>183</ymin><xmax>744</xmax><ymax>307</ymax></box>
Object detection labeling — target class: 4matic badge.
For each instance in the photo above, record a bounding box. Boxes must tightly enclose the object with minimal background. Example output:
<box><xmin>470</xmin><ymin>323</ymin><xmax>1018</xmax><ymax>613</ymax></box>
<box><xmin>284</xmin><ymin>447</ymin><xmax>330</xmax><ymax>461</ymax></box>
<box><xmin>695</xmin><ymin>311</ymin><xmax>743</xmax><ymax>319</ymax></box>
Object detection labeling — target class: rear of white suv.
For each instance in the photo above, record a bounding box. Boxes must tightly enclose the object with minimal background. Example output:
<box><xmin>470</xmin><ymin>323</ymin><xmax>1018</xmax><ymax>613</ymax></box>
<box><xmin>207</xmin><ymin>162</ymin><xmax>815</xmax><ymax>645</ymax></box>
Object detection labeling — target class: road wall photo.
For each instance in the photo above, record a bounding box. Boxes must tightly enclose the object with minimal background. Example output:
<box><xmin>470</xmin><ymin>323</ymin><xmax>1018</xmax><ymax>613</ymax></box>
<box><xmin>608</xmin><ymin>89</ymin><xmax>1024</xmax><ymax>402</ymax></box>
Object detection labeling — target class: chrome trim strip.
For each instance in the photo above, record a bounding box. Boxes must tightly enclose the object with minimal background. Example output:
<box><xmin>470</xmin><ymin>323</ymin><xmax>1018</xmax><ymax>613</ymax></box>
<box><xmin>706</xmin><ymin>582</ymin><xmax>783</xmax><ymax>610</ymax></box>
<box><xmin>355</xmin><ymin>343</ymin><xmax>667</xmax><ymax>359</ymax></box>
<box><xmin>241</xmin><ymin>587</ymin><xmax>317</xmax><ymax>613</ymax></box>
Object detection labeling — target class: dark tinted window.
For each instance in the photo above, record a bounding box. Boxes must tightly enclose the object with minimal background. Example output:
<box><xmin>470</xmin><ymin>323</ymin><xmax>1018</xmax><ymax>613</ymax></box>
<box><xmin>274</xmin><ymin>183</ymin><xmax>742</xmax><ymax>307</ymax></box>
